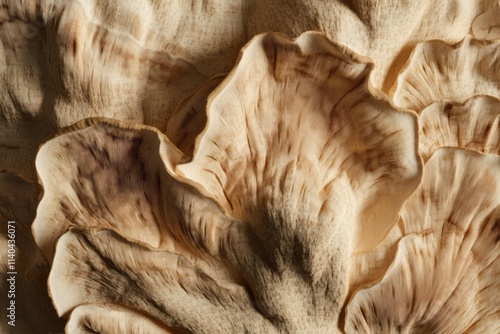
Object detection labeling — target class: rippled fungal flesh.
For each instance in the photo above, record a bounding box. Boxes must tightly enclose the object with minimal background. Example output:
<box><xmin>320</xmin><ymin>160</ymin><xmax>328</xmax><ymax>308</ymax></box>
<box><xmin>166</xmin><ymin>75</ymin><xmax>225</xmax><ymax>156</ymax></box>
<box><xmin>33</xmin><ymin>33</ymin><xmax>421</xmax><ymax>333</ymax></box>
<box><xmin>1</xmin><ymin>1</ymin><xmax>500</xmax><ymax>333</ymax></box>
<box><xmin>346</xmin><ymin>148</ymin><xmax>500</xmax><ymax>333</ymax></box>
<box><xmin>1</xmin><ymin>0</ymin><xmax>496</xmax><ymax>182</ymax></box>
<box><xmin>419</xmin><ymin>95</ymin><xmax>500</xmax><ymax>161</ymax></box>
<box><xmin>392</xmin><ymin>37</ymin><xmax>500</xmax><ymax>112</ymax></box>
<box><xmin>472</xmin><ymin>1</ymin><xmax>500</xmax><ymax>40</ymax></box>
<box><xmin>66</xmin><ymin>304</ymin><xmax>181</xmax><ymax>334</ymax></box>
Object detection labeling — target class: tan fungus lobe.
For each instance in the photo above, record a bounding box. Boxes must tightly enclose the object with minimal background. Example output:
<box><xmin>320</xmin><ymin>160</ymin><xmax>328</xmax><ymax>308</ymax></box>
<box><xmin>34</xmin><ymin>33</ymin><xmax>421</xmax><ymax>333</ymax></box>
<box><xmin>1</xmin><ymin>0</ymin><xmax>495</xmax><ymax>181</ymax></box>
<box><xmin>1</xmin><ymin>0</ymin><xmax>499</xmax><ymax>332</ymax></box>
<box><xmin>419</xmin><ymin>95</ymin><xmax>500</xmax><ymax>161</ymax></box>
<box><xmin>472</xmin><ymin>1</ymin><xmax>500</xmax><ymax>41</ymax></box>
<box><xmin>50</xmin><ymin>229</ymin><xmax>276</xmax><ymax>333</ymax></box>
<box><xmin>66</xmin><ymin>304</ymin><xmax>180</xmax><ymax>334</ymax></box>
<box><xmin>166</xmin><ymin>75</ymin><xmax>225</xmax><ymax>157</ymax></box>
<box><xmin>392</xmin><ymin>37</ymin><xmax>500</xmax><ymax>112</ymax></box>
<box><xmin>345</xmin><ymin>148</ymin><xmax>500</xmax><ymax>333</ymax></box>
<box><xmin>177</xmin><ymin>32</ymin><xmax>421</xmax><ymax>253</ymax></box>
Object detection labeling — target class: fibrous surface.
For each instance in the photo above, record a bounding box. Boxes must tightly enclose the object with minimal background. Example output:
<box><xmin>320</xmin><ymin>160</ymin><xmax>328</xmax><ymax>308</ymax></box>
<box><xmin>1</xmin><ymin>1</ymin><xmax>499</xmax><ymax>333</ymax></box>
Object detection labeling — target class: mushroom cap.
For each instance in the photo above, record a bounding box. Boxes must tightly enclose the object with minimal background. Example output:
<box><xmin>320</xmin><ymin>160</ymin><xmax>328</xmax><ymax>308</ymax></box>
<box><xmin>472</xmin><ymin>1</ymin><xmax>500</xmax><ymax>41</ymax></box>
<box><xmin>50</xmin><ymin>229</ymin><xmax>275</xmax><ymax>333</ymax></box>
<box><xmin>392</xmin><ymin>38</ymin><xmax>500</xmax><ymax>112</ymax></box>
<box><xmin>2</xmin><ymin>0</ymin><xmax>494</xmax><ymax>181</ymax></box>
<box><xmin>66</xmin><ymin>304</ymin><xmax>178</xmax><ymax>334</ymax></box>
<box><xmin>177</xmin><ymin>32</ymin><xmax>421</xmax><ymax>253</ymax></box>
<box><xmin>346</xmin><ymin>148</ymin><xmax>500</xmax><ymax>333</ymax></box>
<box><xmin>419</xmin><ymin>95</ymin><xmax>500</xmax><ymax>161</ymax></box>
<box><xmin>166</xmin><ymin>75</ymin><xmax>225</xmax><ymax>156</ymax></box>
<box><xmin>3</xmin><ymin>1</ymin><xmax>499</xmax><ymax>331</ymax></box>
<box><xmin>34</xmin><ymin>32</ymin><xmax>421</xmax><ymax>333</ymax></box>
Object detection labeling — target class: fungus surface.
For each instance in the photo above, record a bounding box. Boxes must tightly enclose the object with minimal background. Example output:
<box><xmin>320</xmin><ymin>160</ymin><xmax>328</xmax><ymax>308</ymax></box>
<box><xmin>33</xmin><ymin>33</ymin><xmax>421</xmax><ymax>333</ymax></box>
<box><xmin>346</xmin><ymin>148</ymin><xmax>500</xmax><ymax>333</ymax></box>
<box><xmin>1</xmin><ymin>1</ymin><xmax>500</xmax><ymax>333</ymax></box>
<box><xmin>419</xmin><ymin>95</ymin><xmax>500</xmax><ymax>161</ymax></box>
